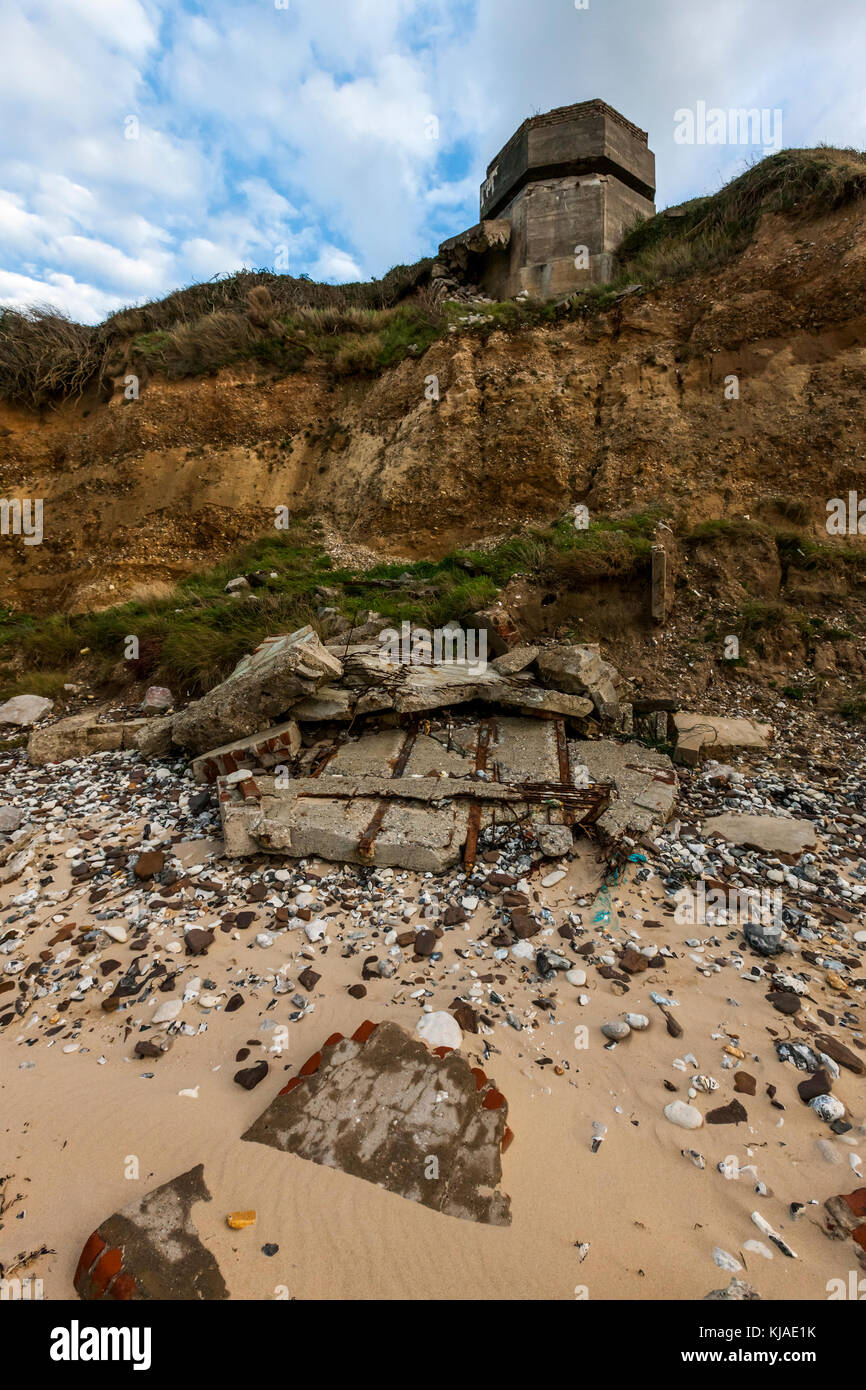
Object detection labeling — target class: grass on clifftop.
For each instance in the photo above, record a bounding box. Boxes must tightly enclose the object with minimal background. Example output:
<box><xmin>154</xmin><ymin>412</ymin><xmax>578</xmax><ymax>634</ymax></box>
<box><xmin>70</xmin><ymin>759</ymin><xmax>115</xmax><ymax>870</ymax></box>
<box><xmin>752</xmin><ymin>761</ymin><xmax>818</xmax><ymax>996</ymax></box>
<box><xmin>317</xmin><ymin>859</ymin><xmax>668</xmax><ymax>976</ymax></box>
<box><xmin>616</xmin><ymin>145</ymin><xmax>866</xmax><ymax>286</ymax></box>
<box><xmin>0</xmin><ymin>512</ymin><xmax>659</xmax><ymax>700</ymax></box>
<box><xmin>4</xmin><ymin>148</ymin><xmax>866</xmax><ymax>409</ymax></box>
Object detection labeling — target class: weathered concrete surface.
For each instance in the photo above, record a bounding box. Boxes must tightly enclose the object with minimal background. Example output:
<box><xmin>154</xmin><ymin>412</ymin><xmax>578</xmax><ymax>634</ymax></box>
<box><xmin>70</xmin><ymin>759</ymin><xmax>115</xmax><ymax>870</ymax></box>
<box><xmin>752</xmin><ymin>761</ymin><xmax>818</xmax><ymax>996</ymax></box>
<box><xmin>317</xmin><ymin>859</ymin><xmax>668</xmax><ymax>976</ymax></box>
<box><xmin>333</xmin><ymin>646</ymin><xmax>594</xmax><ymax>719</ymax></box>
<box><xmin>703</xmin><ymin>813</ymin><xmax>819</xmax><ymax>857</ymax></box>
<box><xmin>0</xmin><ymin>694</ymin><xmax>53</xmax><ymax>726</ymax></box>
<box><xmin>74</xmin><ymin>1164</ymin><xmax>229</xmax><ymax>1300</ymax></box>
<box><xmin>248</xmin><ymin>775</ymin><xmax>473</xmax><ymax>872</ymax></box>
<box><xmin>572</xmin><ymin>740</ymin><xmax>677</xmax><ymax>841</ymax></box>
<box><xmin>219</xmin><ymin>717</ymin><xmax>603</xmax><ymax>867</ymax></box>
<box><xmin>823</xmin><ymin>1187</ymin><xmax>866</xmax><ymax>1272</ymax></box>
<box><xmin>673</xmin><ymin>713</ymin><xmax>774</xmax><ymax>766</ymax></box>
<box><xmin>536</xmin><ymin>644</ymin><xmax>620</xmax><ymax>710</ymax></box>
<box><xmin>243</xmin><ymin>1021</ymin><xmax>512</xmax><ymax>1225</ymax></box>
<box><xmin>28</xmin><ymin>712</ymin><xmax>161</xmax><ymax>765</ymax></box>
<box><xmin>171</xmin><ymin>628</ymin><xmax>342</xmax><ymax>755</ymax></box>
<box><xmin>192</xmin><ymin>718</ymin><xmax>302</xmax><ymax>784</ymax></box>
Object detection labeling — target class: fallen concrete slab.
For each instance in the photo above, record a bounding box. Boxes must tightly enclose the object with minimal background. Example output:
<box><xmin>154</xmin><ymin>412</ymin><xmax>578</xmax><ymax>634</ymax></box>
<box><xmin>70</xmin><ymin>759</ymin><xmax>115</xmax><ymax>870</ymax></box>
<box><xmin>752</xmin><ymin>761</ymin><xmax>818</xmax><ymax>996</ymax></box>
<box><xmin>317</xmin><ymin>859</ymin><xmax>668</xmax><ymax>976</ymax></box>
<box><xmin>0</xmin><ymin>694</ymin><xmax>53</xmax><ymax>727</ymax></box>
<box><xmin>28</xmin><ymin>712</ymin><xmax>168</xmax><ymax>765</ymax></box>
<box><xmin>192</xmin><ymin>718</ymin><xmax>302</xmax><ymax>784</ymax></box>
<box><xmin>243</xmin><ymin>1020</ymin><xmax>513</xmax><ymax>1225</ymax></box>
<box><xmin>673</xmin><ymin>713</ymin><xmax>774</xmax><ymax>766</ymax></box>
<box><xmin>74</xmin><ymin>1164</ymin><xmax>228</xmax><ymax>1301</ymax></box>
<box><xmin>217</xmin><ymin>718</ymin><xmax>611</xmax><ymax>868</ymax></box>
<box><xmin>171</xmin><ymin>628</ymin><xmax>342</xmax><ymax>755</ymax></box>
<box><xmin>571</xmin><ymin>740</ymin><xmax>678</xmax><ymax>841</ymax></box>
<box><xmin>703</xmin><ymin>813</ymin><xmax>819</xmax><ymax>858</ymax></box>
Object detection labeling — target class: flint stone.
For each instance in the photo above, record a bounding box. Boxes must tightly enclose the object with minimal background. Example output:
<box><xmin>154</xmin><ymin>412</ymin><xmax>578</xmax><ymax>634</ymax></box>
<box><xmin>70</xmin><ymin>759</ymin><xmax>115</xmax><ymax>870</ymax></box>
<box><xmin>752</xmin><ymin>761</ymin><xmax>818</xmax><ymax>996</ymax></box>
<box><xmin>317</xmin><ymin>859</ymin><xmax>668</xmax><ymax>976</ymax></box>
<box><xmin>744</xmin><ymin>920</ymin><xmax>783</xmax><ymax>956</ymax></box>
<box><xmin>664</xmin><ymin>1101</ymin><xmax>703</xmax><ymax>1130</ymax></box>
<box><xmin>171</xmin><ymin>628</ymin><xmax>342</xmax><ymax>755</ymax></box>
<box><xmin>417</xmin><ymin>1011</ymin><xmax>462</xmax><ymax>1050</ymax></box>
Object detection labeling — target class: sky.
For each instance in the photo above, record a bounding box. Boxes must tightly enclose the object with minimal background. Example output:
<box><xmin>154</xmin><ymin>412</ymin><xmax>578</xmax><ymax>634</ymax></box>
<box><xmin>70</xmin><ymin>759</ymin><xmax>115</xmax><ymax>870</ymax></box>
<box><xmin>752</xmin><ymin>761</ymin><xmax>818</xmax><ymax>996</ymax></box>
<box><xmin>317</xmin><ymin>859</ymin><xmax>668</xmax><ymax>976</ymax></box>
<box><xmin>1</xmin><ymin>0</ymin><xmax>864</xmax><ymax>324</ymax></box>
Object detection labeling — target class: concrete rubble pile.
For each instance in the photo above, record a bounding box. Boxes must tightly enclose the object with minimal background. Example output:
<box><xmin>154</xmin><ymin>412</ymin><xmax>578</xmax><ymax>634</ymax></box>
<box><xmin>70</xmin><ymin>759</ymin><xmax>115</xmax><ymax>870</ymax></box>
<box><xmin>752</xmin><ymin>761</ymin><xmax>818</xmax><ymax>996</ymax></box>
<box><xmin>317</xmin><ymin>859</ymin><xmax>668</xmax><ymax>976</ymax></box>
<box><xmin>23</xmin><ymin>624</ymin><xmax>688</xmax><ymax>869</ymax></box>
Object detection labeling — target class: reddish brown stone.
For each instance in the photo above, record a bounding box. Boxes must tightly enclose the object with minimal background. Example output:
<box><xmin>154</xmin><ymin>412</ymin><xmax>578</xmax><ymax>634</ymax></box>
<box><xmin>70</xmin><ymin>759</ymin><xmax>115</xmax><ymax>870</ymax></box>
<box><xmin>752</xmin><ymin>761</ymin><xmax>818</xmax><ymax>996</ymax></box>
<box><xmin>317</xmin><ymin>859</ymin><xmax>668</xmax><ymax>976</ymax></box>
<box><xmin>842</xmin><ymin>1188</ymin><xmax>866</xmax><ymax>1219</ymax></box>
<box><xmin>351</xmin><ymin>1019</ymin><xmax>377</xmax><ymax>1045</ymax></box>
<box><xmin>482</xmin><ymin>1088</ymin><xmax>506</xmax><ymax>1111</ymax></box>
<box><xmin>299</xmin><ymin>1051</ymin><xmax>322</xmax><ymax>1077</ymax></box>
<box><xmin>734</xmin><ymin>1072</ymin><xmax>757</xmax><ymax>1096</ymax></box>
<box><xmin>620</xmin><ymin>946</ymin><xmax>649</xmax><ymax>974</ymax></box>
<box><xmin>133</xmin><ymin>851</ymin><xmax>165</xmax><ymax>880</ymax></box>
<box><xmin>110</xmin><ymin>1273</ymin><xmax>137</xmax><ymax>1300</ymax></box>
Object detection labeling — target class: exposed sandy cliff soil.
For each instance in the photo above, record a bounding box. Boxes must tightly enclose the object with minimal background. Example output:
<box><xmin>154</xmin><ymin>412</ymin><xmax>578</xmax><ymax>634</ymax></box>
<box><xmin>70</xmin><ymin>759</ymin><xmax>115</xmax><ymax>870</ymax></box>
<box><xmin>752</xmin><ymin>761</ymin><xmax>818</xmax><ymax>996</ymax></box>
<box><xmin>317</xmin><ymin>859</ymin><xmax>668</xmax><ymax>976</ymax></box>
<box><xmin>2</xmin><ymin>203</ymin><xmax>866</xmax><ymax>614</ymax></box>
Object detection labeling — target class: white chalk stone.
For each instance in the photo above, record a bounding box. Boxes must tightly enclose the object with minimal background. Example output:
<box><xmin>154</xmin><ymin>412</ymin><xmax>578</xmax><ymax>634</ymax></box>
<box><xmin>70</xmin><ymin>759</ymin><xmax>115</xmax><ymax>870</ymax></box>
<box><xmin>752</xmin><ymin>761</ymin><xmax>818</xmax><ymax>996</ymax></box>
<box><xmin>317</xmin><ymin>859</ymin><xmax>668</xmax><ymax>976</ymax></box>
<box><xmin>153</xmin><ymin>999</ymin><xmax>183</xmax><ymax>1024</ymax></box>
<box><xmin>416</xmin><ymin>1011</ymin><xmax>462</xmax><ymax>1051</ymax></box>
<box><xmin>664</xmin><ymin>1101</ymin><xmax>703</xmax><ymax>1130</ymax></box>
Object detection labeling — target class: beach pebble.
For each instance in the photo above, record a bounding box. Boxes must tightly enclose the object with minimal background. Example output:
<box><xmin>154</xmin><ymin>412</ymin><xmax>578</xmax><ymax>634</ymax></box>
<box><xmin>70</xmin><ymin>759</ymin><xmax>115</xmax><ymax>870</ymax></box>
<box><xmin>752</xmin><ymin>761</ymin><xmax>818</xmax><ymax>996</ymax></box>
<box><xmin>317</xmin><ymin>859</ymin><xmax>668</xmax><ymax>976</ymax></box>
<box><xmin>601</xmin><ymin>1021</ymin><xmax>630</xmax><ymax>1041</ymax></box>
<box><xmin>153</xmin><ymin>999</ymin><xmax>183</xmax><ymax>1024</ymax></box>
<box><xmin>665</xmin><ymin>1101</ymin><xmax>703</xmax><ymax>1130</ymax></box>
<box><xmin>566</xmin><ymin>969</ymin><xmax>587</xmax><ymax>988</ymax></box>
<box><xmin>542</xmin><ymin>870</ymin><xmax>566</xmax><ymax>888</ymax></box>
<box><xmin>625</xmin><ymin>1013</ymin><xmax>649</xmax><ymax>1031</ymax></box>
<box><xmin>713</xmin><ymin>1248</ymin><xmax>742</xmax><ymax>1272</ymax></box>
<box><xmin>416</xmin><ymin>1012</ymin><xmax>462</xmax><ymax>1051</ymax></box>
<box><xmin>810</xmin><ymin>1094</ymin><xmax>845</xmax><ymax>1123</ymax></box>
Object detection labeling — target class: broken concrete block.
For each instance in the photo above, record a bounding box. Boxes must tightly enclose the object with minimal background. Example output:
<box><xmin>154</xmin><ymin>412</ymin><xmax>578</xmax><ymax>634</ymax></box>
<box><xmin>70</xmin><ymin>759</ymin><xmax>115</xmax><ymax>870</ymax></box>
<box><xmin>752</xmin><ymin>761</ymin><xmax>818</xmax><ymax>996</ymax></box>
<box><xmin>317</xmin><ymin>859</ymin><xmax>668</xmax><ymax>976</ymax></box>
<box><xmin>74</xmin><ymin>1164</ymin><xmax>229</xmax><ymax>1300</ymax></box>
<box><xmin>490</xmin><ymin>645</ymin><xmax>540</xmax><ymax>675</ymax></box>
<box><xmin>0</xmin><ymin>694</ymin><xmax>54</xmax><ymax>727</ymax></box>
<box><xmin>673</xmin><ymin>713</ymin><xmax>774</xmax><ymax>766</ymax></box>
<box><xmin>171</xmin><ymin>628</ymin><xmax>343</xmax><ymax>755</ymax></box>
<box><xmin>192</xmin><ymin>719</ymin><xmax>302</xmax><ymax>784</ymax></box>
<box><xmin>535</xmin><ymin>644</ymin><xmax>622</xmax><ymax>719</ymax></box>
<box><xmin>571</xmin><ymin>740</ymin><xmax>677</xmax><ymax>842</ymax></box>
<box><xmin>243</xmin><ymin>1020</ymin><xmax>512</xmax><ymax>1224</ymax></box>
<box><xmin>466</xmin><ymin>603</ymin><xmax>521</xmax><ymax>658</ymax></box>
<box><xmin>27</xmin><ymin>713</ymin><xmax>156</xmax><ymax>765</ymax></box>
<box><xmin>132</xmin><ymin>715</ymin><xmax>175</xmax><ymax>758</ymax></box>
<box><xmin>703</xmin><ymin>814</ymin><xmax>818</xmax><ymax>858</ymax></box>
<box><xmin>823</xmin><ymin>1187</ymin><xmax>866</xmax><ymax>1272</ymax></box>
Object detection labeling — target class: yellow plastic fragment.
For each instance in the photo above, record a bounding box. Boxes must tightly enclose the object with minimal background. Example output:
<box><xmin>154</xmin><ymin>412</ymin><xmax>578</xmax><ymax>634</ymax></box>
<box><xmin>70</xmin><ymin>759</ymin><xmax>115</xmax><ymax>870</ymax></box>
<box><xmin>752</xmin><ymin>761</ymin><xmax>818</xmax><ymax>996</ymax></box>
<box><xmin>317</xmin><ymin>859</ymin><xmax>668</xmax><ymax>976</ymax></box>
<box><xmin>227</xmin><ymin>1211</ymin><xmax>256</xmax><ymax>1230</ymax></box>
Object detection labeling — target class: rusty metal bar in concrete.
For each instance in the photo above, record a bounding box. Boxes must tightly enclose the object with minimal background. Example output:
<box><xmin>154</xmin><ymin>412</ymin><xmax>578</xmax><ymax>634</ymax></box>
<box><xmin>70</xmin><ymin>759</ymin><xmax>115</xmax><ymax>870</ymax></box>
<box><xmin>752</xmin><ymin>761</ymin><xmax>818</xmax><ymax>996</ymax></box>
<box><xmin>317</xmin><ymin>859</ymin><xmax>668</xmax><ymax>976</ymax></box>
<box><xmin>357</xmin><ymin>722</ymin><xmax>418</xmax><ymax>863</ymax></box>
<box><xmin>463</xmin><ymin>719</ymin><xmax>493</xmax><ymax>872</ymax></box>
<box><xmin>554</xmin><ymin>719</ymin><xmax>574</xmax><ymax>827</ymax></box>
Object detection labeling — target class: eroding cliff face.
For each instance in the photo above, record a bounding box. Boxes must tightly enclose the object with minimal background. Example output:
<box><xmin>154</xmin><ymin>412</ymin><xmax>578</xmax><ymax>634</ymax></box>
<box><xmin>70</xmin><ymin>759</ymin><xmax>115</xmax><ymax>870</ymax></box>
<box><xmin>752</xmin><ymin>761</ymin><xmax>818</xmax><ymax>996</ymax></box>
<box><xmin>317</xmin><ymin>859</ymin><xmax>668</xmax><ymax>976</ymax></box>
<box><xmin>2</xmin><ymin>203</ymin><xmax>866</xmax><ymax>613</ymax></box>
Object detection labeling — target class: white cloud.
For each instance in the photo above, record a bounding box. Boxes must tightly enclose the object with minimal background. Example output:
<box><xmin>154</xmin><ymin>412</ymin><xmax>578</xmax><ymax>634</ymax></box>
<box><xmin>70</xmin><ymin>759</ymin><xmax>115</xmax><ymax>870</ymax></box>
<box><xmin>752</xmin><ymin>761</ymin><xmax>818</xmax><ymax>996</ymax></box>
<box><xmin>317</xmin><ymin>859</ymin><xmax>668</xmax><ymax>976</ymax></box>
<box><xmin>1</xmin><ymin>0</ymin><xmax>865</xmax><ymax>323</ymax></box>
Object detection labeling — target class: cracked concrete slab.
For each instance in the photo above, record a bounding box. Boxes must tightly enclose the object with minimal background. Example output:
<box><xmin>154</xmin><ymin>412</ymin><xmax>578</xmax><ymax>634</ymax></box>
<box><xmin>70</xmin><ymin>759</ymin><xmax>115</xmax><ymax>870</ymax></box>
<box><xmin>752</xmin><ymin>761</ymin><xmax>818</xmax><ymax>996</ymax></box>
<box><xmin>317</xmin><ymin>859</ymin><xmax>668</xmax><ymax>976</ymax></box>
<box><xmin>74</xmin><ymin>1164</ymin><xmax>229</xmax><ymax>1301</ymax></box>
<box><xmin>217</xmin><ymin>717</ymin><xmax>610</xmax><ymax>867</ymax></box>
<box><xmin>570</xmin><ymin>740</ymin><xmax>678</xmax><ymax>841</ymax></box>
<box><xmin>242</xmin><ymin>1020</ymin><xmax>512</xmax><ymax>1225</ymax></box>
<box><xmin>673</xmin><ymin>713</ymin><xmax>774</xmax><ymax>766</ymax></box>
<box><xmin>703</xmin><ymin>813</ymin><xmax>819</xmax><ymax>857</ymax></box>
